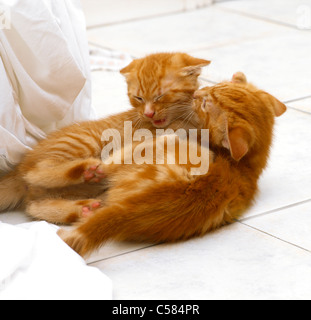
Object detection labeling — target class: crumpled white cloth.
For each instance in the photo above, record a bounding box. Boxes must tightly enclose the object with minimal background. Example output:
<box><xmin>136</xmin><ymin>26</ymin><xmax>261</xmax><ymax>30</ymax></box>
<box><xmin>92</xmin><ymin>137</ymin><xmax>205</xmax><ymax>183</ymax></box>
<box><xmin>89</xmin><ymin>46</ymin><xmax>133</xmax><ymax>72</ymax></box>
<box><xmin>0</xmin><ymin>222</ymin><xmax>112</xmax><ymax>300</ymax></box>
<box><xmin>0</xmin><ymin>0</ymin><xmax>96</xmax><ymax>171</ymax></box>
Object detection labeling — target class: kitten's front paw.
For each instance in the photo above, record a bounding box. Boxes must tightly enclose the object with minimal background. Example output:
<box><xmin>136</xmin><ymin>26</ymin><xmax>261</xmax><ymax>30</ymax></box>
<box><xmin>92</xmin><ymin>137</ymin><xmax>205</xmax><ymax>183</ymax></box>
<box><xmin>83</xmin><ymin>163</ymin><xmax>106</xmax><ymax>183</ymax></box>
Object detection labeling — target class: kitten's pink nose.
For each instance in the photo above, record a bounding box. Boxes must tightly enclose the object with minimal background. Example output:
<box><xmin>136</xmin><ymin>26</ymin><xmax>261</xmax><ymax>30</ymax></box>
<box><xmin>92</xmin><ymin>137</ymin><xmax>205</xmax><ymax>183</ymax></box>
<box><xmin>144</xmin><ymin>103</ymin><xmax>155</xmax><ymax>118</ymax></box>
<box><xmin>144</xmin><ymin>111</ymin><xmax>155</xmax><ymax>118</ymax></box>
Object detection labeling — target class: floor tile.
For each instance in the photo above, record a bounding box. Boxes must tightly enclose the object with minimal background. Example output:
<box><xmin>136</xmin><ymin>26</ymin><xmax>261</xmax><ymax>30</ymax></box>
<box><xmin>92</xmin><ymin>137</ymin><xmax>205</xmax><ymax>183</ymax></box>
<box><xmin>242</xmin><ymin>109</ymin><xmax>311</xmax><ymax>219</ymax></box>
<box><xmin>87</xmin><ymin>242</ymin><xmax>153</xmax><ymax>265</ymax></box>
<box><xmin>197</xmin><ymin>30</ymin><xmax>311</xmax><ymax>102</ymax></box>
<box><xmin>82</xmin><ymin>0</ymin><xmax>212</xmax><ymax>28</ymax></box>
<box><xmin>87</xmin><ymin>6</ymin><xmax>288</xmax><ymax>57</ymax></box>
<box><xmin>242</xmin><ymin>200</ymin><xmax>311</xmax><ymax>252</ymax></box>
<box><xmin>218</xmin><ymin>0</ymin><xmax>311</xmax><ymax>30</ymax></box>
<box><xmin>91</xmin><ymin>223</ymin><xmax>311</xmax><ymax>300</ymax></box>
<box><xmin>0</xmin><ymin>211</ymin><xmax>33</xmax><ymax>225</ymax></box>
<box><xmin>288</xmin><ymin>97</ymin><xmax>311</xmax><ymax>114</ymax></box>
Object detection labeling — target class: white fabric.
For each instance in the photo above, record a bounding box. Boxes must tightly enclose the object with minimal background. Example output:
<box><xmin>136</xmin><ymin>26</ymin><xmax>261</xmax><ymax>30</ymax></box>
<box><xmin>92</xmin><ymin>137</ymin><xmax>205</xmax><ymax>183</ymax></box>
<box><xmin>89</xmin><ymin>46</ymin><xmax>133</xmax><ymax>72</ymax></box>
<box><xmin>0</xmin><ymin>0</ymin><xmax>96</xmax><ymax>171</ymax></box>
<box><xmin>0</xmin><ymin>222</ymin><xmax>112</xmax><ymax>300</ymax></box>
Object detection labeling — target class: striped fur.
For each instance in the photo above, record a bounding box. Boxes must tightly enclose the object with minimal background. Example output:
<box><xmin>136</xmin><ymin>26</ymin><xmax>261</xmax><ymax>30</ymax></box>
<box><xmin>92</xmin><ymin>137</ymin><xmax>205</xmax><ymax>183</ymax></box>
<box><xmin>57</xmin><ymin>73</ymin><xmax>287</xmax><ymax>256</ymax></box>
<box><xmin>0</xmin><ymin>52</ymin><xmax>209</xmax><ymax>214</ymax></box>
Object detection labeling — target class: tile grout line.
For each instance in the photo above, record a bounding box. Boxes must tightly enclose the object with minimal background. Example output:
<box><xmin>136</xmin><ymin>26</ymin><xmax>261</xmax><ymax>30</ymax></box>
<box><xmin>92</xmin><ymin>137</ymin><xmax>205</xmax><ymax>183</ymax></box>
<box><xmin>284</xmin><ymin>95</ymin><xmax>311</xmax><ymax>104</ymax></box>
<box><xmin>217</xmin><ymin>5</ymin><xmax>301</xmax><ymax>31</ymax></box>
<box><xmin>287</xmin><ymin>106</ymin><xmax>311</xmax><ymax>116</ymax></box>
<box><xmin>87</xmin><ymin>244</ymin><xmax>159</xmax><ymax>266</ymax></box>
<box><xmin>284</xmin><ymin>95</ymin><xmax>311</xmax><ymax>115</ymax></box>
<box><xmin>86</xmin><ymin>3</ymin><xmax>305</xmax><ymax>31</ymax></box>
<box><xmin>238</xmin><ymin>198</ymin><xmax>311</xmax><ymax>223</ymax></box>
<box><xmin>86</xmin><ymin>10</ymin><xmax>184</xmax><ymax>30</ymax></box>
<box><xmin>238</xmin><ymin>220</ymin><xmax>311</xmax><ymax>254</ymax></box>
<box><xmin>86</xmin><ymin>6</ymin><xmax>212</xmax><ymax>30</ymax></box>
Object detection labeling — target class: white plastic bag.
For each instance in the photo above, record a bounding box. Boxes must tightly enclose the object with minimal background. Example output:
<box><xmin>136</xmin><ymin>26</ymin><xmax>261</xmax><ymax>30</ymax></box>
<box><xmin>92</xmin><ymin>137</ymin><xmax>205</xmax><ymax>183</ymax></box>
<box><xmin>0</xmin><ymin>0</ymin><xmax>95</xmax><ymax>171</ymax></box>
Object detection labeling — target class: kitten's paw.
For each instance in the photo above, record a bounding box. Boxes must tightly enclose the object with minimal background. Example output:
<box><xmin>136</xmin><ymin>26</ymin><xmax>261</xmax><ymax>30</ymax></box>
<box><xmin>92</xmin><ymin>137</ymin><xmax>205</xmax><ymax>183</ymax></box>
<box><xmin>66</xmin><ymin>159</ymin><xmax>107</xmax><ymax>184</ymax></box>
<box><xmin>83</xmin><ymin>163</ymin><xmax>106</xmax><ymax>183</ymax></box>
<box><xmin>77</xmin><ymin>199</ymin><xmax>102</xmax><ymax>218</ymax></box>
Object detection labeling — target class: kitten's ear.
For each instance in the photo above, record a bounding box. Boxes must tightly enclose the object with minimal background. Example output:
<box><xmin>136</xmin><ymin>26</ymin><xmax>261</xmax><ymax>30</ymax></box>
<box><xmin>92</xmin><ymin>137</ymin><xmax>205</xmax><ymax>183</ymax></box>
<box><xmin>120</xmin><ymin>60</ymin><xmax>136</xmax><ymax>77</ymax></box>
<box><xmin>260</xmin><ymin>92</ymin><xmax>287</xmax><ymax>117</ymax></box>
<box><xmin>232</xmin><ymin>72</ymin><xmax>247</xmax><ymax>84</ymax></box>
<box><xmin>223</xmin><ymin>125</ymin><xmax>250</xmax><ymax>161</ymax></box>
<box><xmin>272</xmin><ymin>97</ymin><xmax>287</xmax><ymax>117</ymax></box>
<box><xmin>180</xmin><ymin>57</ymin><xmax>211</xmax><ymax>77</ymax></box>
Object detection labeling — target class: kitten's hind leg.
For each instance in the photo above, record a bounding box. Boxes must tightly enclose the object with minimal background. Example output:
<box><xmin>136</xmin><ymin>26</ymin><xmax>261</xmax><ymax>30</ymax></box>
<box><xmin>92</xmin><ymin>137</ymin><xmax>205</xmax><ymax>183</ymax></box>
<box><xmin>57</xmin><ymin>205</ymin><xmax>119</xmax><ymax>256</ymax></box>
<box><xmin>23</xmin><ymin>158</ymin><xmax>107</xmax><ymax>188</ymax></box>
<box><xmin>26</xmin><ymin>198</ymin><xmax>103</xmax><ymax>224</ymax></box>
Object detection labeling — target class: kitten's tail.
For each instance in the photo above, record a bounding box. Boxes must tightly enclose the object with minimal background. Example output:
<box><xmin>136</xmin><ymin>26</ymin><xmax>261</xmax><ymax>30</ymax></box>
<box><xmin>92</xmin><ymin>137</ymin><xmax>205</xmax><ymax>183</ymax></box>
<box><xmin>0</xmin><ymin>169</ymin><xmax>26</xmax><ymax>211</ymax></box>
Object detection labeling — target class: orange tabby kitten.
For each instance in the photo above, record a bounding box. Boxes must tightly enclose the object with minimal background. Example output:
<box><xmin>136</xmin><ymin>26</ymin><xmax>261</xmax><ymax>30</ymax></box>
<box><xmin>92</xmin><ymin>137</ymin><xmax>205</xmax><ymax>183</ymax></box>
<box><xmin>121</xmin><ymin>53</ymin><xmax>209</xmax><ymax>128</ymax></box>
<box><xmin>0</xmin><ymin>52</ymin><xmax>210</xmax><ymax>214</ymax></box>
<box><xmin>57</xmin><ymin>73</ymin><xmax>286</xmax><ymax>256</ymax></box>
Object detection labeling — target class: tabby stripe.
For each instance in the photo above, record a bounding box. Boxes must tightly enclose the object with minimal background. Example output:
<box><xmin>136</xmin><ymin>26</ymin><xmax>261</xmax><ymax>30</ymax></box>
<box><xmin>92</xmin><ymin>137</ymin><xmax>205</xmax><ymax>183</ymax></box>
<box><xmin>171</xmin><ymin>88</ymin><xmax>194</xmax><ymax>93</ymax></box>
<box><xmin>48</xmin><ymin>151</ymin><xmax>76</xmax><ymax>160</ymax></box>
<box><xmin>211</xmin><ymin>91</ymin><xmax>250</xmax><ymax>123</ymax></box>
<box><xmin>138</xmin><ymin>65</ymin><xmax>146</xmax><ymax>95</ymax></box>
<box><xmin>47</xmin><ymin>147</ymin><xmax>83</xmax><ymax>158</ymax></box>
<box><xmin>63</xmin><ymin>134</ymin><xmax>96</xmax><ymax>154</ymax></box>
<box><xmin>55</xmin><ymin>140</ymin><xmax>88</xmax><ymax>153</ymax></box>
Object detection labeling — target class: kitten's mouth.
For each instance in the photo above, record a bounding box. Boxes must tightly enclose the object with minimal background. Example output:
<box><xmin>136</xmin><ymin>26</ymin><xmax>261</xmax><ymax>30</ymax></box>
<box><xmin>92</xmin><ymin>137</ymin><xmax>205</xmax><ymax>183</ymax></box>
<box><xmin>152</xmin><ymin>118</ymin><xmax>167</xmax><ymax>128</ymax></box>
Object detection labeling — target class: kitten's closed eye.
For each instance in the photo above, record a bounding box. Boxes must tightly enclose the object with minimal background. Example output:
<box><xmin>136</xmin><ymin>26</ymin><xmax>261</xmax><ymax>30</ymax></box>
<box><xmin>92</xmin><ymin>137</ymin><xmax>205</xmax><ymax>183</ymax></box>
<box><xmin>134</xmin><ymin>96</ymin><xmax>145</xmax><ymax>103</ymax></box>
<box><xmin>154</xmin><ymin>94</ymin><xmax>166</xmax><ymax>102</ymax></box>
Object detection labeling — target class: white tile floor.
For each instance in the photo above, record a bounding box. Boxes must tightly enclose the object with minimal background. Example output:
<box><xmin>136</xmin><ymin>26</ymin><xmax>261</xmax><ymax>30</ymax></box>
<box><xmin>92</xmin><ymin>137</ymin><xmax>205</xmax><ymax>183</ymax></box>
<box><xmin>2</xmin><ymin>0</ymin><xmax>311</xmax><ymax>300</ymax></box>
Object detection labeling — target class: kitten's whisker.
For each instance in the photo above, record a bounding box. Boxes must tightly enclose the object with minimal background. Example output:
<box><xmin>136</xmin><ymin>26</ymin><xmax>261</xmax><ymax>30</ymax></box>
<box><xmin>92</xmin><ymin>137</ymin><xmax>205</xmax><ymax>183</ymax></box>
<box><xmin>173</xmin><ymin>111</ymin><xmax>192</xmax><ymax>122</ymax></box>
<box><xmin>184</xmin><ymin>111</ymin><xmax>195</xmax><ymax>129</ymax></box>
<box><xmin>176</xmin><ymin>111</ymin><xmax>195</xmax><ymax>130</ymax></box>
<box><xmin>133</xmin><ymin>118</ymin><xmax>143</xmax><ymax>131</ymax></box>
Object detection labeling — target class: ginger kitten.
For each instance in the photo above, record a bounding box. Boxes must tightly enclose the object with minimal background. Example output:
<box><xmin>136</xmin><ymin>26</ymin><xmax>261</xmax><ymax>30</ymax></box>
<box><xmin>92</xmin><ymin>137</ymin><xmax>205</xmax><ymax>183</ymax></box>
<box><xmin>0</xmin><ymin>52</ymin><xmax>210</xmax><ymax>213</ymax></box>
<box><xmin>56</xmin><ymin>73</ymin><xmax>286</xmax><ymax>256</ymax></box>
<box><xmin>121</xmin><ymin>53</ymin><xmax>210</xmax><ymax>128</ymax></box>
